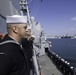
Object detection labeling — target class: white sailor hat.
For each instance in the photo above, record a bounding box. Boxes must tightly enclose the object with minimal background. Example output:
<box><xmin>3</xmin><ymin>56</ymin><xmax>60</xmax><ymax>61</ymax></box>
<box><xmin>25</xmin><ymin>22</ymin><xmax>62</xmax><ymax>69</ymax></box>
<box><xmin>6</xmin><ymin>15</ymin><xmax>27</xmax><ymax>24</ymax></box>
<box><xmin>31</xmin><ymin>35</ymin><xmax>35</xmax><ymax>38</ymax></box>
<box><xmin>27</xmin><ymin>26</ymin><xmax>31</xmax><ymax>29</ymax></box>
<box><xmin>31</xmin><ymin>33</ymin><xmax>35</xmax><ymax>38</ymax></box>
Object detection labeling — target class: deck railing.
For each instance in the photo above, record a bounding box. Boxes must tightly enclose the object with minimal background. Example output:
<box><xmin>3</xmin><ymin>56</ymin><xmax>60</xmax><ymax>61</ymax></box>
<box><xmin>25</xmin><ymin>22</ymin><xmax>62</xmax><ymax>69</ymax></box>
<box><xmin>45</xmin><ymin>48</ymin><xmax>76</xmax><ymax>75</ymax></box>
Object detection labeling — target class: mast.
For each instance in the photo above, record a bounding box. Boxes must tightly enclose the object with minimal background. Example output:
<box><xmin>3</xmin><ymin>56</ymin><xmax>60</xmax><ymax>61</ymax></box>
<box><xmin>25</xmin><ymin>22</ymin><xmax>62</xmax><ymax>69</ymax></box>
<box><xmin>19</xmin><ymin>0</ymin><xmax>32</xmax><ymax>26</ymax></box>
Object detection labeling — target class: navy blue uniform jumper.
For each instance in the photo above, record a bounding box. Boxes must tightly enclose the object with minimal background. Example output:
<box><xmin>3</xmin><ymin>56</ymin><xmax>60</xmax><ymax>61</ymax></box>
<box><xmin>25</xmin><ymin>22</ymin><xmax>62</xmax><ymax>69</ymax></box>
<box><xmin>0</xmin><ymin>34</ymin><xmax>29</xmax><ymax>75</ymax></box>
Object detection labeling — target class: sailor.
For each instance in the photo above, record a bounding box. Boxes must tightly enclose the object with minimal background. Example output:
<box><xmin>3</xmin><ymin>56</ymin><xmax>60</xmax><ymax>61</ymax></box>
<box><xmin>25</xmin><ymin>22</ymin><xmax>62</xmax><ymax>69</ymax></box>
<box><xmin>21</xmin><ymin>27</ymin><xmax>34</xmax><ymax>75</ymax></box>
<box><xmin>0</xmin><ymin>15</ymin><xmax>30</xmax><ymax>75</ymax></box>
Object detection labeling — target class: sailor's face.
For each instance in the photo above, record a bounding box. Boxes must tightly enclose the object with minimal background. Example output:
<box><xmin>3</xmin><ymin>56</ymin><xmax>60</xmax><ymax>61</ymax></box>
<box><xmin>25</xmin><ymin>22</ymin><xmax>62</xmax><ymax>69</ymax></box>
<box><xmin>23</xmin><ymin>29</ymin><xmax>31</xmax><ymax>38</ymax></box>
<box><xmin>17</xmin><ymin>23</ymin><xmax>27</xmax><ymax>38</ymax></box>
<box><xmin>26</xmin><ymin>29</ymin><xmax>31</xmax><ymax>36</ymax></box>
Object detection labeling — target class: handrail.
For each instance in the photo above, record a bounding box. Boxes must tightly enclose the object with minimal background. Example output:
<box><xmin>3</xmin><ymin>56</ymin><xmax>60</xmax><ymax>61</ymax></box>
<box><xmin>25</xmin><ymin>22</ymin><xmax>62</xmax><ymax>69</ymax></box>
<box><xmin>46</xmin><ymin>50</ymin><xmax>75</xmax><ymax>75</ymax></box>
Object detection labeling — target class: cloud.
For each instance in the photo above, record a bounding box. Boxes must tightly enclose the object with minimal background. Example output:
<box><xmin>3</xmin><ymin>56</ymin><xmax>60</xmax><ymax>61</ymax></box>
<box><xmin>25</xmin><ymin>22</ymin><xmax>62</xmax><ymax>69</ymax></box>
<box><xmin>74</xmin><ymin>23</ymin><xmax>76</xmax><ymax>26</ymax></box>
<box><xmin>71</xmin><ymin>17</ymin><xmax>76</xmax><ymax>21</ymax></box>
<box><xmin>70</xmin><ymin>28</ymin><xmax>74</xmax><ymax>31</ymax></box>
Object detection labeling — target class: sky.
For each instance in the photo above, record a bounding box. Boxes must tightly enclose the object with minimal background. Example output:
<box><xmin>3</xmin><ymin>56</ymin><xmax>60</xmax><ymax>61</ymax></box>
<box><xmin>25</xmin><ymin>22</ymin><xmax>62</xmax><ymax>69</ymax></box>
<box><xmin>12</xmin><ymin>0</ymin><xmax>76</xmax><ymax>36</ymax></box>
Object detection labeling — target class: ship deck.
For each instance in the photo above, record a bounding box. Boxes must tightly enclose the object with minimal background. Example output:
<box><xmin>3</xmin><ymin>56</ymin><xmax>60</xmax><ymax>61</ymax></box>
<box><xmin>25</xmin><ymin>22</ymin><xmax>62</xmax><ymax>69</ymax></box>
<box><xmin>39</xmin><ymin>54</ymin><xmax>63</xmax><ymax>75</ymax></box>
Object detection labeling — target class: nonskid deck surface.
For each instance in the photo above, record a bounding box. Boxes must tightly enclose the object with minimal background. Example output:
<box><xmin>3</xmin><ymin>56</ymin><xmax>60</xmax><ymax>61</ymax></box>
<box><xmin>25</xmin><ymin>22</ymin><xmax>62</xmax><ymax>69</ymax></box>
<box><xmin>39</xmin><ymin>54</ymin><xmax>63</xmax><ymax>75</ymax></box>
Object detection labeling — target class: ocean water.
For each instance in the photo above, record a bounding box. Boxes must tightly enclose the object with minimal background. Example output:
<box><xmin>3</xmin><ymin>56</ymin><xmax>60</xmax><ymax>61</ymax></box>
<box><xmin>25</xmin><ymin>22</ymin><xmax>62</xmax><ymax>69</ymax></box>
<box><xmin>48</xmin><ymin>38</ymin><xmax>76</xmax><ymax>67</ymax></box>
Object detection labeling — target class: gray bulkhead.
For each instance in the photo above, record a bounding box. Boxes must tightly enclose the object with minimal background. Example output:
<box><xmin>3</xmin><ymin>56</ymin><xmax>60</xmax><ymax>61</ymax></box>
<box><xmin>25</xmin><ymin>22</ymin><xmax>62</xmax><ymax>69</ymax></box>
<box><xmin>0</xmin><ymin>0</ymin><xmax>19</xmax><ymax>33</ymax></box>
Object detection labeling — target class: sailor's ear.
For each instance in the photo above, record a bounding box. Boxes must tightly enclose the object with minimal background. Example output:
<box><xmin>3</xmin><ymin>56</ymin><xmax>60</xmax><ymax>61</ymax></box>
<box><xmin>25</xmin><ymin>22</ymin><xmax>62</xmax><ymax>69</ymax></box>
<box><xmin>13</xmin><ymin>26</ymin><xmax>18</xmax><ymax>34</ymax></box>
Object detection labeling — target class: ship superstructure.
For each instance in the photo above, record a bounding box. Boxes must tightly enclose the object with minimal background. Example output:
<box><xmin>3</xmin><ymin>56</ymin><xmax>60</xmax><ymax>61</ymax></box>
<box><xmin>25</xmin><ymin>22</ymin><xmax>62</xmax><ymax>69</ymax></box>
<box><xmin>19</xmin><ymin>0</ymin><xmax>50</xmax><ymax>56</ymax></box>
